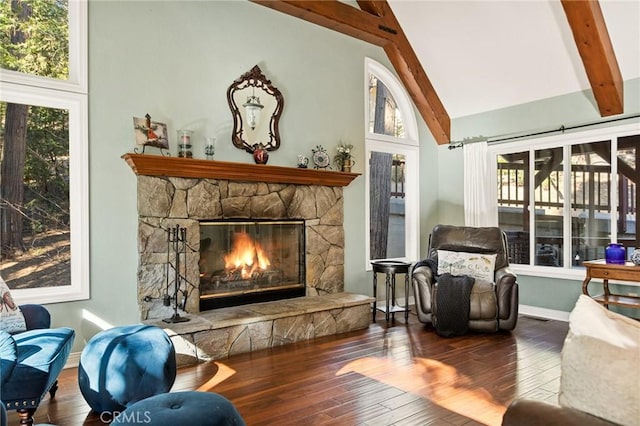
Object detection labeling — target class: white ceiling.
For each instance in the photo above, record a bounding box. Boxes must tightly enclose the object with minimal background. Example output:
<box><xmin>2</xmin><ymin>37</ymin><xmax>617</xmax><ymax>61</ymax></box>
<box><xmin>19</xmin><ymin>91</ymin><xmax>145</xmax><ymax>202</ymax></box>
<box><xmin>388</xmin><ymin>0</ymin><xmax>640</xmax><ymax>119</ymax></box>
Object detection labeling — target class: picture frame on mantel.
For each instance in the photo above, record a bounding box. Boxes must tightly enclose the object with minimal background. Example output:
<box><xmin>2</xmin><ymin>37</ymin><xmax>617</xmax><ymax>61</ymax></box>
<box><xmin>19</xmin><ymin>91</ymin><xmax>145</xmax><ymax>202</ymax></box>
<box><xmin>133</xmin><ymin>114</ymin><xmax>169</xmax><ymax>155</ymax></box>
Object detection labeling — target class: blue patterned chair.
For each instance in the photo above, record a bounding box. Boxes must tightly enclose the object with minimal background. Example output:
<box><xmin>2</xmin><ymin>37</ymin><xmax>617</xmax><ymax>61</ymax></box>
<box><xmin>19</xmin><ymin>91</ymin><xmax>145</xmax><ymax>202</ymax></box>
<box><xmin>1</xmin><ymin>304</ymin><xmax>75</xmax><ymax>426</ymax></box>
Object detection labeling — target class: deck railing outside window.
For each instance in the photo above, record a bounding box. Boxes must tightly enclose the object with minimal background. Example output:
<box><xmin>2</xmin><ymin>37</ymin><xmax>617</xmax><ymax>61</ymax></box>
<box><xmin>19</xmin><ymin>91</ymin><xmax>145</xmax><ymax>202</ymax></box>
<box><xmin>391</xmin><ymin>158</ymin><xmax>405</xmax><ymax>198</ymax></box>
<box><xmin>498</xmin><ymin>163</ymin><xmax>636</xmax><ymax>214</ymax></box>
<box><xmin>498</xmin><ymin>162</ymin><xmax>637</xmax><ymax>265</ymax></box>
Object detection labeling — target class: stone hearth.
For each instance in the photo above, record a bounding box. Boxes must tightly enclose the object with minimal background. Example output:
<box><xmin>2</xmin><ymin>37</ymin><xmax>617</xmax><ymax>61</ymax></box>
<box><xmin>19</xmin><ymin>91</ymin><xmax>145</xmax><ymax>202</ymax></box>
<box><xmin>144</xmin><ymin>292</ymin><xmax>372</xmax><ymax>366</ymax></box>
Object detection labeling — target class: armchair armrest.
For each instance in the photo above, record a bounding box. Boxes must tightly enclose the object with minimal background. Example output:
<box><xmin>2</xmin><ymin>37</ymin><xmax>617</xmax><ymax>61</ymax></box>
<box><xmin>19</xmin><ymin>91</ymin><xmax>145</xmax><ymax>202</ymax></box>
<box><xmin>19</xmin><ymin>304</ymin><xmax>51</xmax><ymax>330</ymax></box>
<box><xmin>412</xmin><ymin>264</ymin><xmax>434</xmax><ymax>286</ymax></box>
<box><xmin>0</xmin><ymin>330</ymin><xmax>18</xmax><ymax>383</ymax></box>
<box><xmin>411</xmin><ymin>264</ymin><xmax>435</xmax><ymax>322</ymax></box>
<box><xmin>495</xmin><ymin>267</ymin><xmax>517</xmax><ymax>294</ymax></box>
<box><xmin>494</xmin><ymin>266</ymin><xmax>518</xmax><ymax>328</ymax></box>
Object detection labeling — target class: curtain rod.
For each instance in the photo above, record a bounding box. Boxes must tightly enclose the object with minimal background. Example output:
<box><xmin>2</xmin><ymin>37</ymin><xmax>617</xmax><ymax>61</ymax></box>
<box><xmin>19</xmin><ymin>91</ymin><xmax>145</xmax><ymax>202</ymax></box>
<box><xmin>447</xmin><ymin>113</ymin><xmax>640</xmax><ymax>150</ymax></box>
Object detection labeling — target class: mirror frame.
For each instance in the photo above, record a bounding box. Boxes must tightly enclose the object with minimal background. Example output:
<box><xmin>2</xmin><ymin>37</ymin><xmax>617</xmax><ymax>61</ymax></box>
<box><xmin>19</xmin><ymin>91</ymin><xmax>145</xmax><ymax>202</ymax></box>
<box><xmin>227</xmin><ymin>65</ymin><xmax>284</xmax><ymax>153</ymax></box>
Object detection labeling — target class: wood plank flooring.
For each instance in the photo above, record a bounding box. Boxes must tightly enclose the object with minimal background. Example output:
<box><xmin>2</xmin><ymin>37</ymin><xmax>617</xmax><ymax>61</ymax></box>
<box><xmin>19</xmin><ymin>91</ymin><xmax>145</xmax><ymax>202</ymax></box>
<box><xmin>16</xmin><ymin>312</ymin><xmax>568</xmax><ymax>426</ymax></box>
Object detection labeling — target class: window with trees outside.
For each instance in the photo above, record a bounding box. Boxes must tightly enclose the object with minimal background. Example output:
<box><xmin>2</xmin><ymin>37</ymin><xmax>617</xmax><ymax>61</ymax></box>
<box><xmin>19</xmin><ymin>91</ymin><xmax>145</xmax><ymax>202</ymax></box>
<box><xmin>365</xmin><ymin>58</ymin><xmax>419</xmax><ymax>267</ymax></box>
<box><xmin>0</xmin><ymin>0</ymin><xmax>88</xmax><ymax>304</ymax></box>
<box><xmin>493</xmin><ymin>123</ymin><xmax>638</xmax><ymax>276</ymax></box>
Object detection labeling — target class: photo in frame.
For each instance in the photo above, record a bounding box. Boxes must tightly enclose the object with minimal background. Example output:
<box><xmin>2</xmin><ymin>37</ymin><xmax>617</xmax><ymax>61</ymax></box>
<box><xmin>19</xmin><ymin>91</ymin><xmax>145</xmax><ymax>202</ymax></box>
<box><xmin>133</xmin><ymin>114</ymin><xmax>169</xmax><ymax>150</ymax></box>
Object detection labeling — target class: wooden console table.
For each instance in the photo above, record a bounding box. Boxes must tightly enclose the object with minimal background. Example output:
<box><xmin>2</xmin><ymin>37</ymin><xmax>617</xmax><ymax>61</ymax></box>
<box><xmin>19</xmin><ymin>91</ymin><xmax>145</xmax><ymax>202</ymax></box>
<box><xmin>582</xmin><ymin>260</ymin><xmax>640</xmax><ymax>311</ymax></box>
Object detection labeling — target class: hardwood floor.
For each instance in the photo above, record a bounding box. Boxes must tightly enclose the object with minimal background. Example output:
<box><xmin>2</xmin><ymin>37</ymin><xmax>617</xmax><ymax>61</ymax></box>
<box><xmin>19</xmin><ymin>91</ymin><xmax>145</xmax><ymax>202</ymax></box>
<box><xmin>19</xmin><ymin>312</ymin><xmax>568</xmax><ymax>426</ymax></box>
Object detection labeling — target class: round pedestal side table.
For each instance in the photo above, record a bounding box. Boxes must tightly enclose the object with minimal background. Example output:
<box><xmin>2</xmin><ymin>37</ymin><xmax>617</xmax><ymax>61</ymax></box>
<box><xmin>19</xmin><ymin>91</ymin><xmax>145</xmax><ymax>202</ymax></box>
<box><xmin>371</xmin><ymin>260</ymin><xmax>412</xmax><ymax>322</ymax></box>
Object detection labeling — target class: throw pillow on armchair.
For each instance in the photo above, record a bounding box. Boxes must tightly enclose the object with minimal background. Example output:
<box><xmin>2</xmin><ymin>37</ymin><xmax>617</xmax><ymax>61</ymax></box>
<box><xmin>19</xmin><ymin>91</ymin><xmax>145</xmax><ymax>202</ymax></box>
<box><xmin>0</xmin><ymin>275</ymin><xmax>27</xmax><ymax>333</ymax></box>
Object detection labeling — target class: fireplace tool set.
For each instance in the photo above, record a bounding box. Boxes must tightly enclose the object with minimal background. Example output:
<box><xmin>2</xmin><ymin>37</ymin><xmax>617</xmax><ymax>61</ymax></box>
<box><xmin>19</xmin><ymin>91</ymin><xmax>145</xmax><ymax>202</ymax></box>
<box><xmin>163</xmin><ymin>225</ymin><xmax>193</xmax><ymax>323</ymax></box>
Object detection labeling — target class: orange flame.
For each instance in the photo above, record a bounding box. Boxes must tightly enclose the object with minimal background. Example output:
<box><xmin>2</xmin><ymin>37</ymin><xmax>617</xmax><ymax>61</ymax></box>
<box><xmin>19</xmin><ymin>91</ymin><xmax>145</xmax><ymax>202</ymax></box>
<box><xmin>223</xmin><ymin>232</ymin><xmax>271</xmax><ymax>279</ymax></box>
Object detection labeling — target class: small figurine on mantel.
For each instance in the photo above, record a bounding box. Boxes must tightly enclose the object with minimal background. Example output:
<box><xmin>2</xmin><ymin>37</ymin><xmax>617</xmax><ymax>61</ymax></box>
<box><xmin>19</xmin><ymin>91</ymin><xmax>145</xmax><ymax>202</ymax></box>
<box><xmin>133</xmin><ymin>113</ymin><xmax>170</xmax><ymax>156</ymax></box>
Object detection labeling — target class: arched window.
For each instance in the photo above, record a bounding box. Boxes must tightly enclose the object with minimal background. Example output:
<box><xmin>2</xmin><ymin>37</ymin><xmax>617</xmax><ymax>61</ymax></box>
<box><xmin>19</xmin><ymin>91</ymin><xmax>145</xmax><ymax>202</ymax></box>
<box><xmin>364</xmin><ymin>58</ymin><xmax>419</xmax><ymax>266</ymax></box>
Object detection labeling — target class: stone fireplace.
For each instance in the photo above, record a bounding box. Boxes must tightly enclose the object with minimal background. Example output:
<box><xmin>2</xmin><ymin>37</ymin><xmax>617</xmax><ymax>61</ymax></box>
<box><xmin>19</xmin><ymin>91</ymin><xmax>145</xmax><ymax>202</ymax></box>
<box><xmin>124</xmin><ymin>154</ymin><xmax>359</xmax><ymax>321</ymax></box>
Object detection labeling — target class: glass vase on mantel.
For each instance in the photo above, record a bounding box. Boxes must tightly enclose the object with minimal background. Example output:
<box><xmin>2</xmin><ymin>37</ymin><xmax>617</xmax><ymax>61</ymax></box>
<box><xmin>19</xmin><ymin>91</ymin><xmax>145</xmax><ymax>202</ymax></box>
<box><xmin>605</xmin><ymin>243</ymin><xmax>626</xmax><ymax>264</ymax></box>
<box><xmin>177</xmin><ymin>129</ymin><xmax>193</xmax><ymax>158</ymax></box>
<box><xmin>341</xmin><ymin>158</ymin><xmax>354</xmax><ymax>173</ymax></box>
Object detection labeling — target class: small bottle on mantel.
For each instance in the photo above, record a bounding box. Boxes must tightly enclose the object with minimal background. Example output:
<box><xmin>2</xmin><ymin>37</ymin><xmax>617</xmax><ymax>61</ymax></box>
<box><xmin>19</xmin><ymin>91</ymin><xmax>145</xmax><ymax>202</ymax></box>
<box><xmin>177</xmin><ymin>129</ymin><xmax>193</xmax><ymax>158</ymax></box>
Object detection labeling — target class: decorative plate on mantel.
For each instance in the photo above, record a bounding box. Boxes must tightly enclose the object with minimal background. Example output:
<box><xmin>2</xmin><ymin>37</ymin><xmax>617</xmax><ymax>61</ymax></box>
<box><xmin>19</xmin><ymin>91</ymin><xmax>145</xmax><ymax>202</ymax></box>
<box><xmin>312</xmin><ymin>145</ymin><xmax>331</xmax><ymax>170</ymax></box>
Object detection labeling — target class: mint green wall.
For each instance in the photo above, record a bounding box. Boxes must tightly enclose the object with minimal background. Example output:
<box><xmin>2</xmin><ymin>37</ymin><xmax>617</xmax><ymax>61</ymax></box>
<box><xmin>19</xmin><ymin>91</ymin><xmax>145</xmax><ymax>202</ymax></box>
<box><xmin>42</xmin><ymin>1</ymin><xmax>439</xmax><ymax>351</ymax></box>
<box><xmin>436</xmin><ymin>78</ymin><xmax>640</xmax><ymax>313</ymax></box>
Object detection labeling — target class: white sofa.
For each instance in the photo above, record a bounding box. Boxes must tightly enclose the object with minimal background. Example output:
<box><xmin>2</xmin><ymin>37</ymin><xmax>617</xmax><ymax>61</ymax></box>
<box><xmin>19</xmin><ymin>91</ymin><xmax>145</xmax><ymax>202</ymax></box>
<box><xmin>503</xmin><ymin>295</ymin><xmax>640</xmax><ymax>426</ymax></box>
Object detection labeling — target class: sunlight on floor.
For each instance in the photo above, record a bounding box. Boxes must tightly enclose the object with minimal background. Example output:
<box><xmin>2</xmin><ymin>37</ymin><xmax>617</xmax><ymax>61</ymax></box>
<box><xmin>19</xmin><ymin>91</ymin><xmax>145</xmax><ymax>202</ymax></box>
<box><xmin>336</xmin><ymin>356</ymin><xmax>506</xmax><ymax>425</ymax></box>
<box><xmin>196</xmin><ymin>362</ymin><xmax>238</xmax><ymax>392</ymax></box>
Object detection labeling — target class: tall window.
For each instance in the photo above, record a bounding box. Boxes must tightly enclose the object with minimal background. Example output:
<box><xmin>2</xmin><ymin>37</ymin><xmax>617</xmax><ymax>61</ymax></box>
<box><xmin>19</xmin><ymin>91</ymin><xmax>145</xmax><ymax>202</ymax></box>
<box><xmin>365</xmin><ymin>58</ymin><xmax>419</xmax><ymax>266</ymax></box>
<box><xmin>494</xmin><ymin>124</ymin><xmax>638</xmax><ymax>275</ymax></box>
<box><xmin>0</xmin><ymin>0</ymin><xmax>88</xmax><ymax>303</ymax></box>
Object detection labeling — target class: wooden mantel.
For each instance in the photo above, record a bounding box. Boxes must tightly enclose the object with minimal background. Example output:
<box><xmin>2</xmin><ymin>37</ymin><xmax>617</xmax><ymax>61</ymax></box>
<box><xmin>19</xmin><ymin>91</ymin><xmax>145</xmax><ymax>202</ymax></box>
<box><xmin>122</xmin><ymin>153</ymin><xmax>360</xmax><ymax>187</ymax></box>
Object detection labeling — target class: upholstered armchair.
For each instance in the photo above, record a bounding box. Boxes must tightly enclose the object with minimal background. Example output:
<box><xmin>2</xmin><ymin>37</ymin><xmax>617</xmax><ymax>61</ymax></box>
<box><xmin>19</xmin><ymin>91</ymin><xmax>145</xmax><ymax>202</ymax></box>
<box><xmin>1</xmin><ymin>304</ymin><xmax>75</xmax><ymax>425</ymax></box>
<box><xmin>411</xmin><ymin>225</ymin><xmax>519</xmax><ymax>332</ymax></box>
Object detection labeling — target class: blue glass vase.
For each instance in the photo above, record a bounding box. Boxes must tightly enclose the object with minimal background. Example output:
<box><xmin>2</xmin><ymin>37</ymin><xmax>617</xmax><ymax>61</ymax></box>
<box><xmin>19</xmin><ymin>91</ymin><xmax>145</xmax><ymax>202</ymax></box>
<box><xmin>605</xmin><ymin>243</ymin><xmax>625</xmax><ymax>264</ymax></box>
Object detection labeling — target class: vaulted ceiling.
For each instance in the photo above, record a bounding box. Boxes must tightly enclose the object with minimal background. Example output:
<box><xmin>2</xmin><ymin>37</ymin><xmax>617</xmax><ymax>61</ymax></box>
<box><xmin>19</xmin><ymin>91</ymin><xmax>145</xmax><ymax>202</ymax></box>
<box><xmin>253</xmin><ymin>1</ymin><xmax>640</xmax><ymax>145</ymax></box>
<box><xmin>388</xmin><ymin>0</ymin><xmax>639</xmax><ymax>119</ymax></box>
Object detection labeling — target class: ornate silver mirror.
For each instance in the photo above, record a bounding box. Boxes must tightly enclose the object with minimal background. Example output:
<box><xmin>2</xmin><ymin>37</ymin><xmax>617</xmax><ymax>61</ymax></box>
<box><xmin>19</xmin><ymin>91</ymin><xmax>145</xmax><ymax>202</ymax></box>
<box><xmin>227</xmin><ymin>65</ymin><xmax>284</xmax><ymax>155</ymax></box>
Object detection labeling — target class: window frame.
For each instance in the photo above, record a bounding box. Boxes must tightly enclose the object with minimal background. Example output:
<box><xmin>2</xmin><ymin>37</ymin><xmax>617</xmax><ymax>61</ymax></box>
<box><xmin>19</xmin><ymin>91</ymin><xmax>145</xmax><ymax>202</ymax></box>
<box><xmin>490</xmin><ymin>122</ymin><xmax>639</xmax><ymax>281</ymax></box>
<box><xmin>364</xmin><ymin>58</ymin><xmax>420</xmax><ymax>269</ymax></box>
<box><xmin>0</xmin><ymin>1</ymin><xmax>89</xmax><ymax>304</ymax></box>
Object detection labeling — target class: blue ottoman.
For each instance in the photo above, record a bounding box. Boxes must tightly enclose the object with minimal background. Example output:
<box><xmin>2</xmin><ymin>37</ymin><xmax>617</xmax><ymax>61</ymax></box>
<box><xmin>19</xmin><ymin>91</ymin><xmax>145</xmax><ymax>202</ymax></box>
<box><xmin>111</xmin><ymin>391</ymin><xmax>246</xmax><ymax>425</ymax></box>
<box><xmin>78</xmin><ymin>324</ymin><xmax>176</xmax><ymax>414</ymax></box>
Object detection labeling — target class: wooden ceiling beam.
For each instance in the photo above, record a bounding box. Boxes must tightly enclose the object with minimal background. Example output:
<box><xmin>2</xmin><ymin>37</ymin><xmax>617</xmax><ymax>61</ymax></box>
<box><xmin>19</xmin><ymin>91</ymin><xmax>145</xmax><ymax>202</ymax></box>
<box><xmin>561</xmin><ymin>0</ymin><xmax>623</xmax><ymax>116</ymax></box>
<box><xmin>253</xmin><ymin>1</ymin><xmax>393</xmax><ymax>47</ymax></box>
<box><xmin>252</xmin><ymin>0</ymin><xmax>451</xmax><ymax>144</ymax></box>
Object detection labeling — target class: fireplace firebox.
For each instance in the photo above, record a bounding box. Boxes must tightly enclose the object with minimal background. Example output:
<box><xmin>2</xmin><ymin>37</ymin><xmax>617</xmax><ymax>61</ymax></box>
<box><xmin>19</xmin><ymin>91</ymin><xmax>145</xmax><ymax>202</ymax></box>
<box><xmin>199</xmin><ymin>220</ymin><xmax>306</xmax><ymax>310</ymax></box>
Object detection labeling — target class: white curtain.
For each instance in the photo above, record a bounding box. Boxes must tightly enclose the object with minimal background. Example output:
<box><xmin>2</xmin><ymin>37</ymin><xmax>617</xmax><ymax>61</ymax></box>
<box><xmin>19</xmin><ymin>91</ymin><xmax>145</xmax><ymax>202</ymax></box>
<box><xmin>463</xmin><ymin>141</ymin><xmax>499</xmax><ymax>227</ymax></box>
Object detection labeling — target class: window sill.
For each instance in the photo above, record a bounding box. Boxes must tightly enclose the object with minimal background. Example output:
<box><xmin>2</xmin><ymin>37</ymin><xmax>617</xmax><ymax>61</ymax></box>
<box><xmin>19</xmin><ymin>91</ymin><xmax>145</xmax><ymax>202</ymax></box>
<box><xmin>13</xmin><ymin>285</ymin><xmax>89</xmax><ymax>306</ymax></box>
<box><xmin>511</xmin><ymin>264</ymin><xmax>640</xmax><ymax>287</ymax></box>
<box><xmin>510</xmin><ymin>264</ymin><xmax>585</xmax><ymax>281</ymax></box>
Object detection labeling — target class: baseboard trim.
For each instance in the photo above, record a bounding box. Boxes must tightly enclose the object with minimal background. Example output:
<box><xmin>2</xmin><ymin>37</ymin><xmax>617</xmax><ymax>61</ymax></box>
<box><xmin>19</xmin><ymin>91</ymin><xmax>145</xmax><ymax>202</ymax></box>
<box><xmin>65</xmin><ymin>351</ymin><xmax>80</xmax><ymax>369</ymax></box>
<box><xmin>519</xmin><ymin>304</ymin><xmax>570</xmax><ymax>322</ymax></box>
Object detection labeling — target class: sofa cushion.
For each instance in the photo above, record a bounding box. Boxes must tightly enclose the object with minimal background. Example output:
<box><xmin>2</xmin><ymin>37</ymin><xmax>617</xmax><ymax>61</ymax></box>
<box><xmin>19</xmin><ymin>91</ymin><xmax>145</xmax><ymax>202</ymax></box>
<box><xmin>437</xmin><ymin>250</ymin><xmax>496</xmax><ymax>281</ymax></box>
<box><xmin>559</xmin><ymin>295</ymin><xmax>640</xmax><ymax>426</ymax></box>
<box><xmin>469</xmin><ymin>278</ymin><xmax>497</xmax><ymax>321</ymax></box>
<box><xmin>0</xmin><ymin>276</ymin><xmax>26</xmax><ymax>333</ymax></box>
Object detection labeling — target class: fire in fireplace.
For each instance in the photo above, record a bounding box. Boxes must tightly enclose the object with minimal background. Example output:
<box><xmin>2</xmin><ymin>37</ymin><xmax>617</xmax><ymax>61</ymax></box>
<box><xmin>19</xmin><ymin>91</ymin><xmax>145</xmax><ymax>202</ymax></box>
<box><xmin>199</xmin><ymin>220</ymin><xmax>305</xmax><ymax>310</ymax></box>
